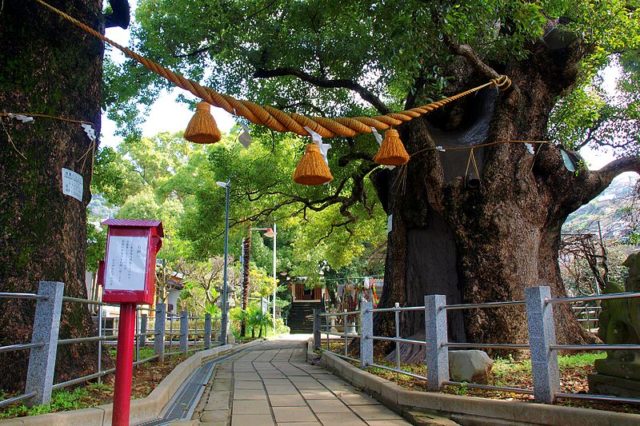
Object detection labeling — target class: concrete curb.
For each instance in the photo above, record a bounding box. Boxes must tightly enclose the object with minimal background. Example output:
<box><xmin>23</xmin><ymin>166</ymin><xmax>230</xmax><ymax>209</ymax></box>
<box><xmin>1</xmin><ymin>340</ymin><xmax>265</xmax><ymax>426</ymax></box>
<box><xmin>313</xmin><ymin>339</ymin><xmax>640</xmax><ymax>426</ymax></box>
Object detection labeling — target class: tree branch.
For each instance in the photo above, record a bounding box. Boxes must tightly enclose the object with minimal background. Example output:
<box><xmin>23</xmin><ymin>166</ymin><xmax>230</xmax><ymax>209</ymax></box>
<box><xmin>538</xmin><ymin>145</ymin><xmax>640</xmax><ymax>218</ymax></box>
<box><xmin>104</xmin><ymin>0</ymin><xmax>130</xmax><ymax>29</ymax></box>
<box><xmin>253</xmin><ymin>67</ymin><xmax>390</xmax><ymax>114</ymax></box>
<box><xmin>443</xmin><ymin>39</ymin><xmax>501</xmax><ymax>81</ymax></box>
<box><xmin>593</xmin><ymin>156</ymin><xmax>640</xmax><ymax>182</ymax></box>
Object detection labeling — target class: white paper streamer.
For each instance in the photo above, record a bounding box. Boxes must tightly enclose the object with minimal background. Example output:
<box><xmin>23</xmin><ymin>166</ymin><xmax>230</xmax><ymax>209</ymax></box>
<box><xmin>81</xmin><ymin>123</ymin><xmax>96</xmax><ymax>142</ymax></box>
<box><xmin>525</xmin><ymin>143</ymin><xmax>535</xmax><ymax>155</ymax></box>
<box><xmin>371</xmin><ymin>127</ymin><xmax>383</xmax><ymax>146</ymax></box>
<box><xmin>239</xmin><ymin>123</ymin><xmax>252</xmax><ymax>148</ymax></box>
<box><xmin>7</xmin><ymin>113</ymin><xmax>34</xmax><ymax>124</ymax></box>
<box><xmin>304</xmin><ymin>126</ymin><xmax>331</xmax><ymax>164</ymax></box>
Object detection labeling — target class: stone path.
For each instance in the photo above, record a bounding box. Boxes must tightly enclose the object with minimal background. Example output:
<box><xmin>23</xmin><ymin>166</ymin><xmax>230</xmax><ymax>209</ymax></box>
<box><xmin>191</xmin><ymin>335</ymin><xmax>410</xmax><ymax>426</ymax></box>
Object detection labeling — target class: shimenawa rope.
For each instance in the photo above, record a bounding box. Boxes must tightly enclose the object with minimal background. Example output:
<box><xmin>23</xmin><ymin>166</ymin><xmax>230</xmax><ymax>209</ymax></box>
<box><xmin>32</xmin><ymin>0</ymin><xmax>511</xmax><ymax>139</ymax></box>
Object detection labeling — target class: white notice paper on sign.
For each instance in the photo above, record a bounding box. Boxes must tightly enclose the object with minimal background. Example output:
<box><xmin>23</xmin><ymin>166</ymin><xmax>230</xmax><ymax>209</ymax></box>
<box><xmin>105</xmin><ymin>236</ymin><xmax>149</xmax><ymax>291</ymax></box>
<box><xmin>62</xmin><ymin>168</ymin><xmax>83</xmax><ymax>202</ymax></box>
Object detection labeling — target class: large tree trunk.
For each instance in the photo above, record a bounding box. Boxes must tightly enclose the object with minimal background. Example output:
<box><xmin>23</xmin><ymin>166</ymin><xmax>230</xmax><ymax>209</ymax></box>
<box><xmin>0</xmin><ymin>0</ymin><xmax>103</xmax><ymax>391</ymax></box>
<box><xmin>374</xmin><ymin>38</ymin><xmax>638</xmax><ymax>362</ymax></box>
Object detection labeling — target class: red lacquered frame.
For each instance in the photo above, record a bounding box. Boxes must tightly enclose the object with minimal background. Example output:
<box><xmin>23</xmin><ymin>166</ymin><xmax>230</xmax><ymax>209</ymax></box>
<box><xmin>101</xmin><ymin>219</ymin><xmax>163</xmax><ymax>305</ymax></box>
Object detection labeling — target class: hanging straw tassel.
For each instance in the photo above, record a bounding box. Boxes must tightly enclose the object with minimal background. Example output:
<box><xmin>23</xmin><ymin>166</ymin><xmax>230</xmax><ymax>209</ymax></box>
<box><xmin>184</xmin><ymin>102</ymin><xmax>221</xmax><ymax>144</ymax></box>
<box><xmin>293</xmin><ymin>144</ymin><xmax>333</xmax><ymax>185</ymax></box>
<box><xmin>373</xmin><ymin>129</ymin><xmax>410</xmax><ymax>166</ymax></box>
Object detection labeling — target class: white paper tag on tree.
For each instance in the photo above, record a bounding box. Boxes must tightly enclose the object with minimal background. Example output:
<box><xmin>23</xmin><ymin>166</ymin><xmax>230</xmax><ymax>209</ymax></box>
<box><xmin>387</xmin><ymin>214</ymin><xmax>393</xmax><ymax>233</ymax></box>
<box><xmin>62</xmin><ymin>168</ymin><xmax>83</xmax><ymax>202</ymax></box>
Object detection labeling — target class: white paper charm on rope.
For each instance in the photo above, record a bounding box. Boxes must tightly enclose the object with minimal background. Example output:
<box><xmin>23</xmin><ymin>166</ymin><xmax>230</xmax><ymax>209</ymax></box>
<box><xmin>525</xmin><ymin>143</ymin><xmax>535</xmax><ymax>155</ymax></box>
<box><xmin>62</xmin><ymin>168</ymin><xmax>83</xmax><ymax>202</ymax></box>
<box><xmin>436</xmin><ymin>145</ymin><xmax>446</xmax><ymax>152</ymax></box>
<box><xmin>7</xmin><ymin>113</ymin><xmax>35</xmax><ymax>124</ymax></box>
<box><xmin>238</xmin><ymin>123</ymin><xmax>252</xmax><ymax>148</ymax></box>
<box><xmin>561</xmin><ymin>149</ymin><xmax>576</xmax><ymax>172</ymax></box>
<box><xmin>371</xmin><ymin>127</ymin><xmax>383</xmax><ymax>146</ymax></box>
<box><xmin>81</xmin><ymin>123</ymin><xmax>96</xmax><ymax>142</ymax></box>
<box><xmin>304</xmin><ymin>126</ymin><xmax>331</xmax><ymax>164</ymax></box>
<box><xmin>387</xmin><ymin>214</ymin><xmax>393</xmax><ymax>233</ymax></box>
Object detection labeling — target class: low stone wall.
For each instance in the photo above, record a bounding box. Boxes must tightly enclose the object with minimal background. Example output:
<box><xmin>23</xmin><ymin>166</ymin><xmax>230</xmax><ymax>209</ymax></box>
<box><xmin>312</xmin><ymin>339</ymin><xmax>640</xmax><ymax>426</ymax></box>
<box><xmin>1</xmin><ymin>341</ymin><xmax>264</xmax><ymax>426</ymax></box>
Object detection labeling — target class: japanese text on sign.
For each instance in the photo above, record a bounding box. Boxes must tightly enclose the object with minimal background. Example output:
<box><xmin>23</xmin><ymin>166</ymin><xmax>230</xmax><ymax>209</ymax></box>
<box><xmin>105</xmin><ymin>236</ymin><xmax>148</xmax><ymax>291</ymax></box>
<box><xmin>62</xmin><ymin>168</ymin><xmax>83</xmax><ymax>202</ymax></box>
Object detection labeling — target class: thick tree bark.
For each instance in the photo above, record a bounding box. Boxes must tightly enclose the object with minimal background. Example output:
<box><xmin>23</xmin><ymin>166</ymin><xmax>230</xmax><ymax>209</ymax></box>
<box><xmin>0</xmin><ymin>1</ymin><xmax>103</xmax><ymax>390</ymax></box>
<box><xmin>374</xmin><ymin>37</ymin><xmax>639</xmax><ymax>361</ymax></box>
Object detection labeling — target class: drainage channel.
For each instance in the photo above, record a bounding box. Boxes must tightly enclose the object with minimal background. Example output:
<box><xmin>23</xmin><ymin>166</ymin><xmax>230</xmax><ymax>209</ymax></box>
<box><xmin>138</xmin><ymin>349</ymin><xmax>245</xmax><ymax>426</ymax></box>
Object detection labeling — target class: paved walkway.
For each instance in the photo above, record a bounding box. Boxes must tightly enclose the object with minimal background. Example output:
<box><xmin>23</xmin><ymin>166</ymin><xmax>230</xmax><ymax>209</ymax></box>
<box><xmin>190</xmin><ymin>335</ymin><xmax>410</xmax><ymax>426</ymax></box>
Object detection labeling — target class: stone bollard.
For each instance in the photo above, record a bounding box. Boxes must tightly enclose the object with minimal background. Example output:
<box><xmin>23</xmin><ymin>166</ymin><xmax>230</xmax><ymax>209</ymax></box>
<box><xmin>25</xmin><ymin>281</ymin><xmax>64</xmax><ymax>406</ymax></box>
<box><xmin>360</xmin><ymin>301</ymin><xmax>373</xmax><ymax>368</ymax></box>
<box><xmin>180</xmin><ymin>310</ymin><xmax>188</xmax><ymax>353</ymax></box>
<box><xmin>138</xmin><ymin>313</ymin><xmax>148</xmax><ymax>347</ymax></box>
<box><xmin>204</xmin><ymin>313</ymin><xmax>212</xmax><ymax>349</ymax></box>
<box><xmin>313</xmin><ymin>309</ymin><xmax>321</xmax><ymax>350</ymax></box>
<box><xmin>154</xmin><ymin>304</ymin><xmax>166</xmax><ymax>362</ymax></box>
<box><xmin>425</xmin><ymin>294</ymin><xmax>449</xmax><ymax>391</ymax></box>
<box><xmin>526</xmin><ymin>286</ymin><xmax>559</xmax><ymax>403</ymax></box>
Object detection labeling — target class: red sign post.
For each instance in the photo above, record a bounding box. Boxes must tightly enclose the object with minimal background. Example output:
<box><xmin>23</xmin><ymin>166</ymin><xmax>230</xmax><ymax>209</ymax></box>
<box><xmin>102</xmin><ymin>219</ymin><xmax>163</xmax><ymax>426</ymax></box>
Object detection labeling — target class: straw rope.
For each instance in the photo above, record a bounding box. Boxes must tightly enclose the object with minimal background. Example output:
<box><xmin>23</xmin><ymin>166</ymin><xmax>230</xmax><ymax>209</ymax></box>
<box><xmin>33</xmin><ymin>0</ymin><xmax>511</xmax><ymax>139</ymax></box>
<box><xmin>0</xmin><ymin>112</ymin><xmax>92</xmax><ymax>125</ymax></box>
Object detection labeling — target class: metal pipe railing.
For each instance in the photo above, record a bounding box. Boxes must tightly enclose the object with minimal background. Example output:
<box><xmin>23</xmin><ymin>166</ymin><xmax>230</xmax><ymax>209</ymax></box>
<box><xmin>555</xmin><ymin>392</ymin><xmax>640</xmax><ymax>405</ymax></box>
<box><xmin>0</xmin><ymin>342</ymin><xmax>44</xmax><ymax>353</ymax></box>
<box><xmin>443</xmin><ymin>300</ymin><xmax>525</xmax><ymax>311</ymax></box>
<box><xmin>369</xmin><ymin>363</ymin><xmax>427</xmax><ymax>381</ymax></box>
<box><xmin>320</xmin><ymin>309</ymin><xmax>361</xmax><ymax>317</ymax></box>
<box><xmin>52</xmin><ymin>368</ymin><xmax>115</xmax><ymax>390</ymax></box>
<box><xmin>1</xmin><ymin>284</ymin><xmax>218</xmax><ymax>408</ymax></box>
<box><xmin>58</xmin><ymin>336</ymin><xmax>116</xmax><ymax>346</ymax></box>
<box><xmin>62</xmin><ymin>296</ymin><xmax>104</xmax><ymax>305</ymax></box>
<box><xmin>0</xmin><ymin>293</ymin><xmax>47</xmax><ymax>300</ymax></box>
<box><xmin>444</xmin><ymin>380</ymin><xmax>533</xmax><ymax>394</ymax></box>
<box><xmin>0</xmin><ymin>391</ymin><xmax>37</xmax><ymax>409</ymax></box>
<box><xmin>370</xmin><ymin>335</ymin><xmax>427</xmax><ymax>346</ymax></box>
<box><xmin>370</xmin><ymin>306</ymin><xmax>423</xmax><ymax>313</ymax></box>
<box><xmin>444</xmin><ymin>342</ymin><xmax>529</xmax><ymax>350</ymax></box>
<box><xmin>314</xmin><ymin>287</ymin><xmax>640</xmax><ymax>408</ymax></box>
<box><xmin>550</xmin><ymin>344</ymin><xmax>640</xmax><ymax>351</ymax></box>
<box><xmin>548</xmin><ymin>292</ymin><xmax>640</xmax><ymax>304</ymax></box>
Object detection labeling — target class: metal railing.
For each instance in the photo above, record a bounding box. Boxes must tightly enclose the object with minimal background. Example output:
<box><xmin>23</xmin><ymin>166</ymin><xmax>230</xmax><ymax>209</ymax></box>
<box><xmin>313</xmin><ymin>285</ymin><xmax>640</xmax><ymax>406</ymax></box>
<box><xmin>317</xmin><ymin>308</ymin><xmax>362</xmax><ymax>363</ymax></box>
<box><xmin>0</xmin><ymin>281</ymin><xmax>221</xmax><ymax>409</ymax></box>
<box><xmin>572</xmin><ymin>303</ymin><xmax>602</xmax><ymax>331</ymax></box>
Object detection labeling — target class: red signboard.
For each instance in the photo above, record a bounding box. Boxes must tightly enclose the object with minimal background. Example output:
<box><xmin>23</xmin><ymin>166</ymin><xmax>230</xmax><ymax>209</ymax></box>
<box><xmin>101</xmin><ymin>219</ymin><xmax>162</xmax><ymax>426</ymax></box>
<box><xmin>101</xmin><ymin>219</ymin><xmax>163</xmax><ymax>305</ymax></box>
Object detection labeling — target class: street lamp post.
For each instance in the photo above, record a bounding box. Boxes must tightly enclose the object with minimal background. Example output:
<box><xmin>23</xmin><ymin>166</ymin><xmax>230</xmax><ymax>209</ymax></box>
<box><xmin>216</xmin><ymin>180</ymin><xmax>231</xmax><ymax>345</ymax></box>
<box><xmin>252</xmin><ymin>224</ymin><xmax>277</xmax><ymax>331</ymax></box>
<box><xmin>270</xmin><ymin>224</ymin><xmax>277</xmax><ymax>331</ymax></box>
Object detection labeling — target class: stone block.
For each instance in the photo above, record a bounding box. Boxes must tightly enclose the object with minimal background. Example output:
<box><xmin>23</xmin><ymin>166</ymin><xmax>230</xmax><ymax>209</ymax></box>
<box><xmin>448</xmin><ymin>350</ymin><xmax>493</xmax><ymax>384</ymax></box>
<box><xmin>588</xmin><ymin>373</ymin><xmax>640</xmax><ymax>398</ymax></box>
<box><xmin>405</xmin><ymin>409</ymin><xmax>459</xmax><ymax>426</ymax></box>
